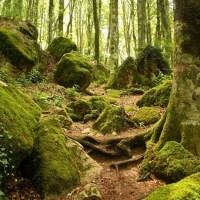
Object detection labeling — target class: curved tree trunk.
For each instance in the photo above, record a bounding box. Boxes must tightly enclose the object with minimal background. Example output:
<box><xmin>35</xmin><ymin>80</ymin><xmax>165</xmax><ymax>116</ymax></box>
<box><xmin>141</xmin><ymin>0</ymin><xmax>200</xmax><ymax>175</ymax></box>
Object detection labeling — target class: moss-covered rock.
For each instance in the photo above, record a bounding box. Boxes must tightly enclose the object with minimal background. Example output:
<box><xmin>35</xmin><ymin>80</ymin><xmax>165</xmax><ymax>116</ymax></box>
<box><xmin>54</xmin><ymin>52</ymin><xmax>93</xmax><ymax>91</ymax></box>
<box><xmin>150</xmin><ymin>141</ymin><xmax>200</xmax><ymax>182</ymax></box>
<box><xmin>145</xmin><ymin>173</ymin><xmax>200</xmax><ymax>200</ymax></box>
<box><xmin>51</xmin><ymin>107</ymin><xmax>73</xmax><ymax>128</ymax></box>
<box><xmin>107</xmin><ymin>57</ymin><xmax>139</xmax><ymax>89</ymax></box>
<box><xmin>93</xmin><ymin>105</ymin><xmax>126</xmax><ymax>134</ymax></box>
<box><xmin>67</xmin><ymin>100</ymin><xmax>92</xmax><ymax>121</ymax></box>
<box><xmin>0</xmin><ymin>83</ymin><xmax>41</xmax><ymax>168</ymax></box>
<box><xmin>89</xmin><ymin>96</ymin><xmax>109</xmax><ymax>113</ymax></box>
<box><xmin>47</xmin><ymin>37</ymin><xmax>77</xmax><ymax>60</ymax></box>
<box><xmin>22</xmin><ymin>117</ymin><xmax>101</xmax><ymax>198</ymax></box>
<box><xmin>132</xmin><ymin>107</ymin><xmax>161</xmax><ymax>126</ymax></box>
<box><xmin>137</xmin><ymin>81</ymin><xmax>172</xmax><ymax>107</ymax></box>
<box><xmin>0</xmin><ymin>18</ymin><xmax>41</xmax><ymax>70</ymax></box>
<box><xmin>136</xmin><ymin>45</ymin><xmax>170</xmax><ymax>79</ymax></box>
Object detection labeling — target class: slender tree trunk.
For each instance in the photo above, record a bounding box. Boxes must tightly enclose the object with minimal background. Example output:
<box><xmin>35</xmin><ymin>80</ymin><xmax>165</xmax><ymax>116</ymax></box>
<box><xmin>13</xmin><ymin>0</ymin><xmax>23</xmax><ymax>20</ymax></box>
<box><xmin>2</xmin><ymin>0</ymin><xmax>12</xmax><ymax>18</ymax></box>
<box><xmin>58</xmin><ymin>0</ymin><xmax>64</xmax><ymax>36</ymax></box>
<box><xmin>33</xmin><ymin>0</ymin><xmax>39</xmax><ymax>26</ymax></box>
<box><xmin>48</xmin><ymin>0</ymin><xmax>54</xmax><ymax>44</ymax></box>
<box><xmin>137</xmin><ymin>0</ymin><xmax>146</xmax><ymax>49</ymax></box>
<box><xmin>155</xmin><ymin>0</ymin><xmax>161</xmax><ymax>46</ymax></box>
<box><xmin>109</xmin><ymin>0</ymin><xmax>119</xmax><ymax>74</ymax></box>
<box><xmin>146</xmin><ymin>0</ymin><xmax>152</xmax><ymax>45</ymax></box>
<box><xmin>67</xmin><ymin>0</ymin><xmax>76</xmax><ymax>39</ymax></box>
<box><xmin>93</xmin><ymin>0</ymin><xmax>100</xmax><ymax>64</ymax></box>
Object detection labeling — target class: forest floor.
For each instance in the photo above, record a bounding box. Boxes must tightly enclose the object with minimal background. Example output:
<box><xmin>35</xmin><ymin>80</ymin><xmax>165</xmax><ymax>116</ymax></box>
<box><xmin>6</xmin><ymin>84</ymin><xmax>166</xmax><ymax>200</ymax></box>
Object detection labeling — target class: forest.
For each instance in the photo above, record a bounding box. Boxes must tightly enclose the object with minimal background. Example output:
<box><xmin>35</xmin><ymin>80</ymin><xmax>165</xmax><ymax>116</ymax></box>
<box><xmin>0</xmin><ymin>0</ymin><xmax>199</xmax><ymax>199</ymax></box>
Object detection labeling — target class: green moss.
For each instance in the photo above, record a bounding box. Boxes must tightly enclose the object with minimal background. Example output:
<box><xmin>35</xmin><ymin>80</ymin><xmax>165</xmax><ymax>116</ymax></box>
<box><xmin>107</xmin><ymin>57</ymin><xmax>139</xmax><ymax>89</ymax></box>
<box><xmin>132</xmin><ymin>107</ymin><xmax>161</xmax><ymax>126</ymax></box>
<box><xmin>105</xmin><ymin>89</ymin><xmax>126</xmax><ymax>98</ymax></box>
<box><xmin>145</xmin><ymin>173</ymin><xmax>200</xmax><ymax>200</ymax></box>
<box><xmin>151</xmin><ymin>141</ymin><xmax>200</xmax><ymax>182</ymax></box>
<box><xmin>47</xmin><ymin>37</ymin><xmax>77</xmax><ymax>60</ymax></box>
<box><xmin>67</xmin><ymin>100</ymin><xmax>92</xmax><ymax>121</ymax></box>
<box><xmin>54</xmin><ymin>52</ymin><xmax>93</xmax><ymax>91</ymax></box>
<box><xmin>0</xmin><ymin>83</ymin><xmax>41</xmax><ymax>167</ymax></box>
<box><xmin>137</xmin><ymin>80</ymin><xmax>172</xmax><ymax>107</ymax></box>
<box><xmin>93</xmin><ymin>105</ymin><xmax>126</xmax><ymax>134</ymax></box>
<box><xmin>83</xmin><ymin>110</ymin><xmax>100</xmax><ymax>123</ymax></box>
<box><xmin>136</xmin><ymin>45</ymin><xmax>170</xmax><ymax>78</ymax></box>
<box><xmin>0</xmin><ymin>27</ymin><xmax>39</xmax><ymax>68</ymax></box>
<box><xmin>22</xmin><ymin>117</ymin><xmax>80</xmax><ymax>198</ymax></box>
<box><xmin>89</xmin><ymin>97</ymin><xmax>109</xmax><ymax>113</ymax></box>
<box><xmin>22</xmin><ymin>116</ymin><xmax>101</xmax><ymax>198</ymax></box>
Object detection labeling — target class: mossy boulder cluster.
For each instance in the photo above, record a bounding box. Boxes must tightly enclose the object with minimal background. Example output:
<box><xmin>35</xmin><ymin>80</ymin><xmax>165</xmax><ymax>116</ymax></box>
<box><xmin>132</xmin><ymin>107</ymin><xmax>161</xmax><ymax>126</ymax></box>
<box><xmin>150</xmin><ymin>141</ymin><xmax>200</xmax><ymax>182</ymax></box>
<box><xmin>137</xmin><ymin>80</ymin><xmax>172</xmax><ymax>107</ymax></box>
<box><xmin>48</xmin><ymin>37</ymin><xmax>78</xmax><ymax>60</ymax></box>
<box><xmin>54</xmin><ymin>52</ymin><xmax>93</xmax><ymax>91</ymax></box>
<box><xmin>93</xmin><ymin>105</ymin><xmax>127</xmax><ymax>134</ymax></box>
<box><xmin>0</xmin><ymin>82</ymin><xmax>102</xmax><ymax>198</ymax></box>
<box><xmin>0</xmin><ymin>18</ymin><xmax>42</xmax><ymax>70</ymax></box>
<box><xmin>145</xmin><ymin>173</ymin><xmax>200</xmax><ymax>200</ymax></box>
<box><xmin>107</xmin><ymin>46</ymin><xmax>171</xmax><ymax>89</ymax></box>
<box><xmin>22</xmin><ymin>117</ymin><xmax>102</xmax><ymax>198</ymax></box>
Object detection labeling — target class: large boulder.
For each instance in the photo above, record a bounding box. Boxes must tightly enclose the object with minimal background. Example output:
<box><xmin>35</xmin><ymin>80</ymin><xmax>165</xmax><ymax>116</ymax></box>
<box><xmin>0</xmin><ymin>82</ymin><xmax>41</xmax><ymax>187</ymax></box>
<box><xmin>145</xmin><ymin>173</ymin><xmax>200</xmax><ymax>200</ymax></box>
<box><xmin>107</xmin><ymin>57</ymin><xmax>139</xmax><ymax>89</ymax></box>
<box><xmin>132</xmin><ymin>107</ymin><xmax>161</xmax><ymax>126</ymax></box>
<box><xmin>22</xmin><ymin>117</ymin><xmax>102</xmax><ymax>198</ymax></box>
<box><xmin>93</xmin><ymin>105</ymin><xmax>126</xmax><ymax>134</ymax></box>
<box><xmin>136</xmin><ymin>45</ymin><xmax>170</xmax><ymax>79</ymax></box>
<box><xmin>67</xmin><ymin>100</ymin><xmax>92</xmax><ymax>121</ymax></box>
<box><xmin>54</xmin><ymin>52</ymin><xmax>93</xmax><ymax>91</ymax></box>
<box><xmin>150</xmin><ymin>141</ymin><xmax>200</xmax><ymax>182</ymax></box>
<box><xmin>0</xmin><ymin>18</ymin><xmax>42</xmax><ymax>70</ymax></box>
<box><xmin>137</xmin><ymin>80</ymin><xmax>172</xmax><ymax>107</ymax></box>
<box><xmin>47</xmin><ymin>37</ymin><xmax>77</xmax><ymax>60</ymax></box>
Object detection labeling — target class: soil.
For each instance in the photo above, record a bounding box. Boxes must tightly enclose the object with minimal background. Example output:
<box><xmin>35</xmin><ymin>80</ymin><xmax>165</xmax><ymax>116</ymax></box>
<box><xmin>6</xmin><ymin>85</ymin><xmax>166</xmax><ymax>200</ymax></box>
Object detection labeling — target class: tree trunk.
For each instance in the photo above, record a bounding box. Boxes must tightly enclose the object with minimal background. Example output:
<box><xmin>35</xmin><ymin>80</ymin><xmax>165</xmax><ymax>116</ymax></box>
<box><xmin>137</xmin><ymin>0</ymin><xmax>146</xmax><ymax>49</ymax></box>
<box><xmin>58</xmin><ymin>0</ymin><xmax>64</xmax><ymax>36</ymax></box>
<box><xmin>48</xmin><ymin>0</ymin><xmax>54</xmax><ymax>44</ymax></box>
<box><xmin>141</xmin><ymin>0</ymin><xmax>200</xmax><ymax>175</ymax></box>
<box><xmin>109</xmin><ymin>0</ymin><xmax>119</xmax><ymax>74</ymax></box>
<box><xmin>92</xmin><ymin>0</ymin><xmax>100</xmax><ymax>64</ymax></box>
<box><xmin>155</xmin><ymin>0</ymin><xmax>161</xmax><ymax>47</ymax></box>
<box><xmin>13</xmin><ymin>0</ymin><xmax>23</xmax><ymax>20</ymax></box>
<box><xmin>2</xmin><ymin>0</ymin><xmax>12</xmax><ymax>18</ymax></box>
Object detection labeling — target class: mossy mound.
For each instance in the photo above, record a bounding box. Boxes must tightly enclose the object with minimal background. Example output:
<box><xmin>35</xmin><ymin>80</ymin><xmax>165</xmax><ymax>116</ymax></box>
<box><xmin>67</xmin><ymin>100</ymin><xmax>92</xmax><ymax>121</ymax></box>
<box><xmin>137</xmin><ymin>80</ymin><xmax>172</xmax><ymax>107</ymax></box>
<box><xmin>47</xmin><ymin>37</ymin><xmax>77</xmax><ymax>60</ymax></box>
<box><xmin>0</xmin><ymin>18</ymin><xmax>41</xmax><ymax>70</ymax></box>
<box><xmin>93</xmin><ymin>105</ymin><xmax>126</xmax><ymax>134</ymax></box>
<box><xmin>151</xmin><ymin>141</ymin><xmax>200</xmax><ymax>182</ymax></box>
<box><xmin>89</xmin><ymin>96</ymin><xmax>109</xmax><ymax>113</ymax></box>
<box><xmin>54</xmin><ymin>52</ymin><xmax>93</xmax><ymax>91</ymax></box>
<box><xmin>22</xmin><ymin>117</ymin><xmax>101</xmax><ymax>198</ymax></box>
<box><xmin>132</xmin><ymin>107</ymin><xmax>161</xmax><ymax>125</ymax></box>
<box><xmin>145</xmin><ymin>173</ymin><xmax>200</xmax><ymax>200</ymax></box>
<box><xmin>136</xmin><ymin>45</ymin><xmax>170</xmax><ymax>79</ymax></box>
<box><xmin>107</xmin><ymin>57</ymin><xmax>139</xmax><ymax>89</ymax></box>
<box><xmin>0</xmin><ymin>83</ymin><xmax>41</xmax><ymax>168</ymax></box>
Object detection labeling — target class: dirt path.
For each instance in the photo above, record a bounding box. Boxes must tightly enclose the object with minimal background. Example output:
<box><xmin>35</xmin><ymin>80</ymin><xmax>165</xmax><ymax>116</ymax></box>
<box><xmin>7</xmin><ymin>85</ymin><xmax>165</xmax><ymax>200</ymax></box>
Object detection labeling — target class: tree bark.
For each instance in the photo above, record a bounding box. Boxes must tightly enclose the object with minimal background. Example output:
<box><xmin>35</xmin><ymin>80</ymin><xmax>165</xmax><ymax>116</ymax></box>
<box><xmin>137</xmin><ymin>0</ymin><xmax>146</xmax><ymax>49</ymax></box>
<box><xmin>48</xmin><ymin>0</ymin><xmax>54</xmax><ymax>44</ymax></box>
<box><xmin>92</xmin><ymin>0</ymin><xmax>100</xmax><ymax>64</ymax></box>
<box><xmin>58</xmin><ymin>0</ymin><xmax>64</xmax><ymax>36</ymax></box>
